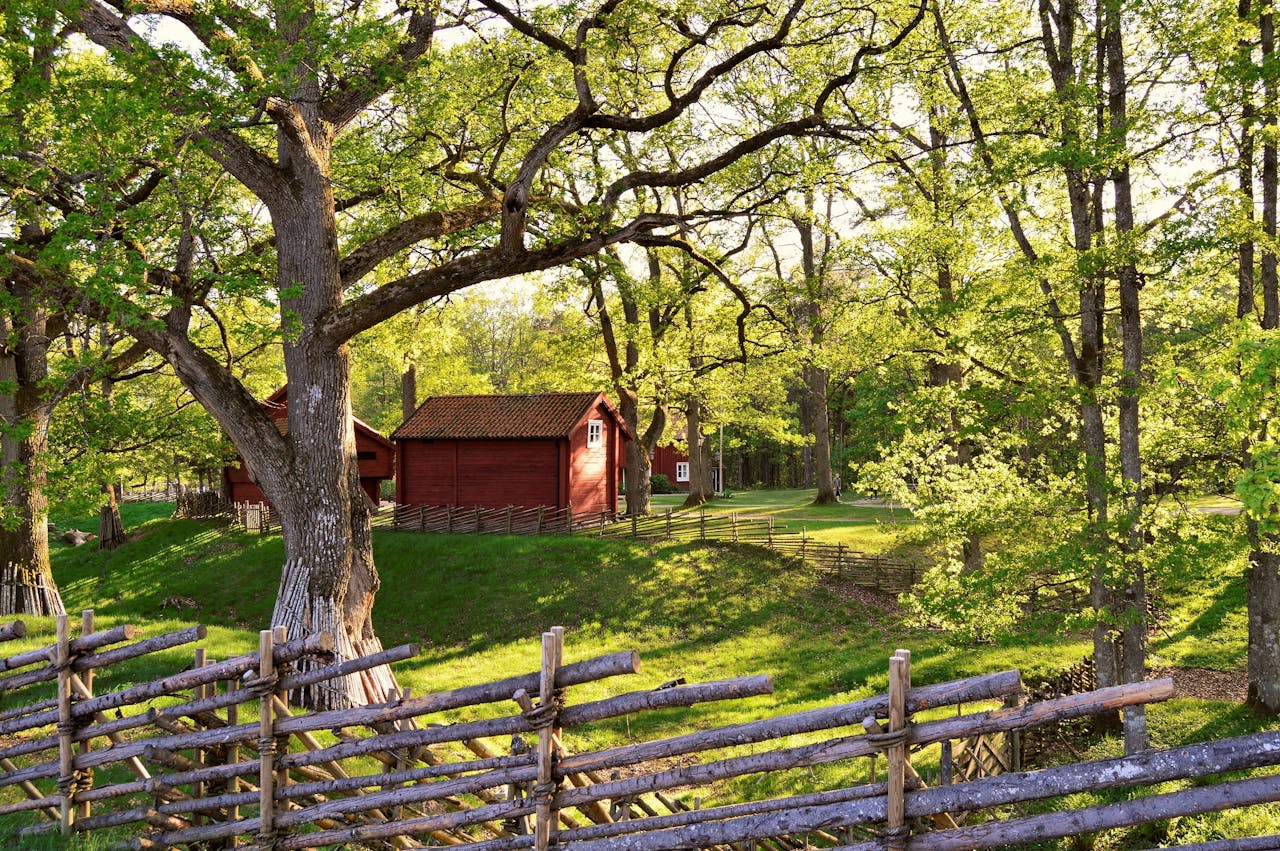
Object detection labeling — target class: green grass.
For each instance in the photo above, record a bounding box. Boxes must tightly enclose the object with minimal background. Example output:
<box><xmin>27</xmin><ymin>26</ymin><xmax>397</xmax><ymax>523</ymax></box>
<box><xmin>0</xmin><ymin>497</ymin><xmax>1274</xmax><ymax>848</ymax></box>
<box><xmin>645</xmin><ymin>488</ymin><xmax>917</xmax><ymax>551</ymax></box>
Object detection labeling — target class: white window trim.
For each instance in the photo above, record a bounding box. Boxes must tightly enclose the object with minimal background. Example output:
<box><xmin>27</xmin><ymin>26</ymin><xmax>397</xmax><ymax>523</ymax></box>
<box><xmin>675</xmin><ymin>462</ymin><xmax>689</xmax><ymax>482</ymax></box>
<box><xmin>587</xmin><ymin>419</ymin><xmax>603</xmax><ymax>448</ymax></box>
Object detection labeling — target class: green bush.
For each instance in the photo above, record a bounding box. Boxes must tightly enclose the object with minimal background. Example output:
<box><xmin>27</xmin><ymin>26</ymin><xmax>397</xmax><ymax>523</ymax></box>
<box><xmin>650</xmin><ymin>474</ymin><xmax>674</xmax><ymax>494</ymax></box>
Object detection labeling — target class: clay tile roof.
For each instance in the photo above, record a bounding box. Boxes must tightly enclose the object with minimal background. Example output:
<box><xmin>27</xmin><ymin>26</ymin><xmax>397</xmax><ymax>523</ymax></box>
<box><xmin>392</xmin><ymin>392</ymin><xmax>612</xmax><ymax>440</ymax></box>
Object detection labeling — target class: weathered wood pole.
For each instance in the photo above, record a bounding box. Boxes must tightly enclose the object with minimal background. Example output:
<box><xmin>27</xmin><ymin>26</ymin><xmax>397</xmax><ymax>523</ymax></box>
<box><xmin>886</xmin><ymin>650</ymin><xmax>908</xmax><ymax>849</ymax></box>
<box><xmin>257</xmin><ymin>629</ymin><xmax>276</xmax><ymax>843</ymax></box>
<box><xmin>76</xmin><ymin>610</ymin><xmax>94</xmax><ymax>824</ymax></box>
<box><xmin>534</xmin><ymin>628</ymin><xmax>563</xmax><ymax>851</ymax></box>
<box><xmin>55</xmin><ymin>614</ymin><xmax>74</xmax><ymax>836</ymax></box>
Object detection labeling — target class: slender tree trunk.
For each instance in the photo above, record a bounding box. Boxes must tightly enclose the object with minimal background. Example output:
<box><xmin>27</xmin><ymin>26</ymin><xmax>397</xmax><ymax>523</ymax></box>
<box><xmin>401</xmin><ymin>363</ymin><xmax>417</xmax><ymax>423</ymax></box>
<box><xmin>1246</xmin><ymin>0</ymin><xmax>1280</xmax><ymax>716</ymax></box>
<box><xmin>809</xmin><ymin>366</ymin><xmax>836</xmax><ymax>504</ymax></box>
<box><xmin>1106</xmin><ymin>0</ymin><xmax>1148</xmax><ymax>752</ymax></box>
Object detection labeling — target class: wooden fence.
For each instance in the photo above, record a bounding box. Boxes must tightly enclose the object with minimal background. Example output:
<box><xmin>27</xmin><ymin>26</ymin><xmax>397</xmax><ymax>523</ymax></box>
<box><xmin>1</xmin><ymin>614</ymin><xmax>1279</xmax><ymax>850</ymax></box>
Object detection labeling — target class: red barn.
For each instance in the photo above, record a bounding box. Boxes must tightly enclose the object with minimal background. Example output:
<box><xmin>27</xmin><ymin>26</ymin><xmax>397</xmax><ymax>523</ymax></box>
<box><xmin>392</xmin><ymin>392</ymin><xmax>630</xmax><ymax>515</ymax></box>
<box><xmin>223</xmin><ymin>386</ymin><xmax>395</xmax><ymax>506</ymax></box>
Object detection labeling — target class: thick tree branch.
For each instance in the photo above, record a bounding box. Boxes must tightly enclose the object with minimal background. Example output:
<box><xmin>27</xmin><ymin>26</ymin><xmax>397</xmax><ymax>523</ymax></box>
<box><xmin>318</xmin><ymin>213</ymin><xmax>676</xmax><ymax>345</ymax></box>
<box><xmin>322</xmin><ymin>7</ymin><xmax>436</xmax><ymax>132</ymax></box>
<box><xmin>340</xmin><ymin>199</ymin><xmax>502</xmax><ymax>286</ymax></box>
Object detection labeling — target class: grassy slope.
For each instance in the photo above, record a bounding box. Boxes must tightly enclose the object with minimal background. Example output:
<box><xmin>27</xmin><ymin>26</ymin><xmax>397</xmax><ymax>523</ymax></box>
<box><xmin>8</xmin><ymin>493</ymin><xmax>1276</xmax><ymax>847</ymax></box>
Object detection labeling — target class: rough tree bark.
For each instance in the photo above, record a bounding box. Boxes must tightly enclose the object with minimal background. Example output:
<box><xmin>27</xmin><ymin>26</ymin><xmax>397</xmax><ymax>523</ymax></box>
<box><xmin>793</xmin><ymin>201</ymin><xmax>837</xmax><ymax>505</ymax></box>
<box><xmin>401</xmin><ymin>364</ymin><xmax>417</xmax><ymax>424</ymax></box>
<box><xmin>0</xmin><ymin>278</ymin><xmax>65</xmax><ymax>617</ymax></box>
<box><xmin>70</xmin><ymin>0</ymin><xmax>929</xmax><ymax>708</ymax></box>
<box><xmin>683</xmin><ymin>396</ymin><xmax>714</xmax><ymax>507</ymax></box>
<box><xmin>1105</xmin><ymin>0</ymin><xmax>1148</xmax><ymax>752</ymax></box>
<box><xmin>1242</xmin><ymin>0</ymin><xmax>1280</xmax><ymax>716</ymax></box>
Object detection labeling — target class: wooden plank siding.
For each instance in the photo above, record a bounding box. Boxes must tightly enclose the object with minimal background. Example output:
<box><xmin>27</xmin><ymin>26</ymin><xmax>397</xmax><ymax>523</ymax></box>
<box><xmin>396</xmin><ymin>439</ymin><xmax>561</xmax><ymax>509</ymax></box>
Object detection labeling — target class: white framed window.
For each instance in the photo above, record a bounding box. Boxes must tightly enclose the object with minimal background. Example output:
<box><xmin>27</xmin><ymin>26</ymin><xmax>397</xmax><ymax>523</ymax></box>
<box><xmin>587</xmin><ymin>419</ymin><xmax>603</xmax><ymax>448</ymax></box>
<box><xmin>675</xmin><ymin>462</ymin><xmax>689</xmax><ymax>482</ymax></box>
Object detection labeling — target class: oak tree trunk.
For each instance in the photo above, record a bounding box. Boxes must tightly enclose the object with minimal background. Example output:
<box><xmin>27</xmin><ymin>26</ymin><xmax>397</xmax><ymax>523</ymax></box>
<box><xmin>0</xmin><ymin>290</ymin><xmax>65</xmax><ymax>616</ymax></box>
<box><xmin>683</xmin><ymin>397</ymin><xmax>713</xmax><ymax>507</ymax></box>
<box><xmin>98</xmin><ymin>484</ymin><xmax>125</xmax><ymax>551</ymax></box>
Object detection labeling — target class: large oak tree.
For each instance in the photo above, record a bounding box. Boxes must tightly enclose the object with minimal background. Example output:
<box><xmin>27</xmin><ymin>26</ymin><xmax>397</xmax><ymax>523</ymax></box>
<box><xmin>62</xmin><ymin>0</ymin><xmax>925</xmax><ymax>707</ymax></box>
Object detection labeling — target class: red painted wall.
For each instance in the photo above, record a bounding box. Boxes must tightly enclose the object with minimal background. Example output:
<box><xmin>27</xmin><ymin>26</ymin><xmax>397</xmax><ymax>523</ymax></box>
<box><xmin>224</xmin><ymin>403</ymin><xmax>394</xmax><ymax>507</ymax></box>
<box><xmin>396</xmin><ymin>439</ymin><xmax>561</xmax><ymax>509</ymax></box>
<box><xmin>225</xmin><ymin>472</ymin><xmax>381</xmax><ymax>506</ymax></box>
<box><xmin>651</xmin><ymin>444</ymin><xmax>690</xmax><ymax>491</ymax></box>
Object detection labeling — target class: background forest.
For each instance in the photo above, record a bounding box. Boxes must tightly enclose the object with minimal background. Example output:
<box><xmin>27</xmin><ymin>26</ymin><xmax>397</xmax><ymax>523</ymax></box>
<box><xmin>3</xmin><ymin>0</ymin><xmax>1279</xmax><ymax>758</ymax></box>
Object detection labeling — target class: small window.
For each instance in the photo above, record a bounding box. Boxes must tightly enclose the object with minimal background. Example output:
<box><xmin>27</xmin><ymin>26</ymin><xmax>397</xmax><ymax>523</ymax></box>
<box><xmin>587</xmin><ymin>419</ymin><xmax>603</xmax><ymax>448</ymax></box>
<box><xmin>356</xmin><ymin>450</ymin><xmax>377</xmax><ymax>461</ymax></box>
<box><xmin>675</xmin><ymin>462</ymin><xmax>689</xmax><ymax>482</ymax></box>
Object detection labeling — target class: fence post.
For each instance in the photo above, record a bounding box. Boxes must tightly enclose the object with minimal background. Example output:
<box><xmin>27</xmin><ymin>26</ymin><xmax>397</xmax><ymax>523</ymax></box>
<box><xmin>631</xmin><ymin>512</ymin><xmax>638</xmax><ymax>539</ymax></box>
<box><xmin>566</xmin><ymin>504</ymin><xmax>573</xmax><ymax>535</ymax></box>
<box><xmin>76</xmin><ymin>610</ymin><xmax>94</xmax><ymax>824</ymax></box>
<box><xmin>886</xmin><ymin>649</ymin><xmax>910</xmax><ymax>850</ymax></box>
<box><xmin>193</xmin><ymin>646</ymin><xmax>207</xmax><ymax>826</ymax></box>
<box><xmin>534</xmin><ymin>628</ymin><xmax>563</xmax><ymax>851</ymax></box>
<box><xmin>537</xmin><ymin>506</ymin><xmax>545</xmax><ymax>534</ymax></box>
<box><xmin>731</xmin><ymin>513</ymin><xmax>738</xmax><ymax>543</ymax></box>
<box><xmin>257</xmin><ymin>629</ymin><xmax>277</xmax><ymax>844</ymax></box>
<box><xmin>768</xmin><ymin>516</ymin><xmax>774</xmax><ymax>547</ymax></box>
<box><xmin>800</xmin><ymin>528</ymin><xmax>807</xmax><ymax>560</ymax></box>
<box><xmin>700</xmin><ymin>510</ymin><xmax>707</xmax><ymax>542</ymax></box>
<box><xmin>474</xmin><ymin>506</ymin><xmax>482</xmax><ymax>533</ymax></box>
<box><xmin>837</xmin><ymin>543</ymin><xmax>845</xmax><ymax>579</ymax></box>
<box><xmin>666</xmin><ymin>509</ymin><xmax>673</xmax><ymax>540</ymax></box>
<box><xmin>507</xmin><ymin>505</ymin><xmax>514</xmax><ymax>535</ymax></box>
<box><xmin>56</xmin><ymin>614</ymin><xmax>74</xmax><ymax>837</ymax></box>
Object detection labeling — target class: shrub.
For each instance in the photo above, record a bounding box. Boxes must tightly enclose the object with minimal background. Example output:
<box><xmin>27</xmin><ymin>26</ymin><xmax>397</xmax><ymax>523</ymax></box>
<box><xmin>650</xmin><ymin>474</ymin><xmax>674</xmax><ymax>494</ymax></box>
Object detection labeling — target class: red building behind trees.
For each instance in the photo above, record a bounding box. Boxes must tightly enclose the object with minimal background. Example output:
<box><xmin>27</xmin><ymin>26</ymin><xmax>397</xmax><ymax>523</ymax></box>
<box><xmin>392</xmin><ymin>392</ymin><xmax>630</xmax><ymax>515</ymax></box>
<box><xmin>223</xmin><ymin>387</ymin><xmax>395</xmax><ymax>507</ymax></box>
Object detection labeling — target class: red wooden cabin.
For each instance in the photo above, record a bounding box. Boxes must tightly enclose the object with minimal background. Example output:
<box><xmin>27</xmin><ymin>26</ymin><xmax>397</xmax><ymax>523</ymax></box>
<box><xmin>650</xmin><ymin>443</ymin><xmax>691</xmax><ymax>491</ymax></box>
<box><xmin>392</xmin><ymin>392</ymin><xmax>630</xmax><ymax>515</ymax></box>
<box><xmin>222</xmin><ymin>386</ymin><xmax>396</xmax><ymax>506</ymax></box>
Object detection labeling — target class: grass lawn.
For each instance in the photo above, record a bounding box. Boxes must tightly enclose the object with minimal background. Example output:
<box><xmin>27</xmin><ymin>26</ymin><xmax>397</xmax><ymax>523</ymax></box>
<box><xmin>645</xmin><ymin>488</ymin><xmax>917</xmax><ymax>551</ymax></box>
<box><xmin>0</xmin><ymin>496</ymin><xmax>1273</xmax><ymax>848</ymax></box>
